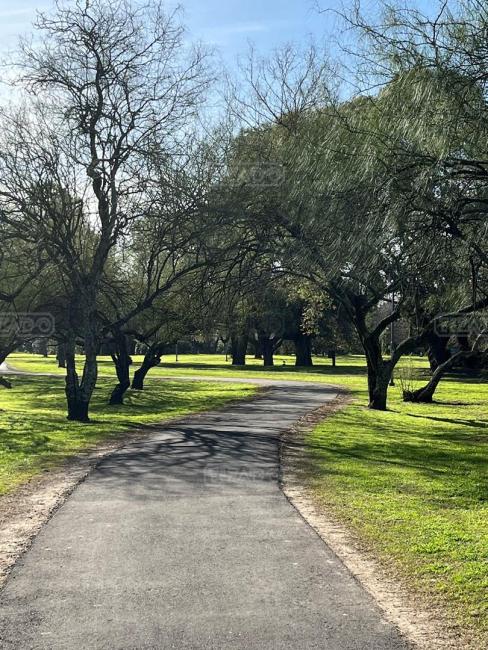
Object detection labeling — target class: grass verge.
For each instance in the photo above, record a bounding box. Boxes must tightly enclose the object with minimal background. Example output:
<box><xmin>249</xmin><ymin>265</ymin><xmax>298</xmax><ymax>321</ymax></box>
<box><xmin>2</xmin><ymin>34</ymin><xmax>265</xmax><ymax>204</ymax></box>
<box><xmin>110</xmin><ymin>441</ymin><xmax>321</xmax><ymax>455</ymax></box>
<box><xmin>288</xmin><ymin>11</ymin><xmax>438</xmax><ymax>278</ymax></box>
<box><xmin>307</xmin><ymin>374</ymin><xmax>488</xmax><ymax>644</ymax></box>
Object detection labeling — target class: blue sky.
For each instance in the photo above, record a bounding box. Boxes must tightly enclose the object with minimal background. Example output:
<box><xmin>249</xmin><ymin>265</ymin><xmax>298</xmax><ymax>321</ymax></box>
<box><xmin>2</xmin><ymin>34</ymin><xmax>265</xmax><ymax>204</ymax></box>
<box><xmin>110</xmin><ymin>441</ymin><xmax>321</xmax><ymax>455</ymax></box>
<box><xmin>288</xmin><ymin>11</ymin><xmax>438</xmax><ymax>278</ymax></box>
<box><xmin>0</xmin><ymin>0</ymin><xmax>436</xmax><ymax>67</ymax></box>
<box><xmin>0</xmin><ymin>1</ymin><xmax>331</xmax><ymax>60</ymax></box>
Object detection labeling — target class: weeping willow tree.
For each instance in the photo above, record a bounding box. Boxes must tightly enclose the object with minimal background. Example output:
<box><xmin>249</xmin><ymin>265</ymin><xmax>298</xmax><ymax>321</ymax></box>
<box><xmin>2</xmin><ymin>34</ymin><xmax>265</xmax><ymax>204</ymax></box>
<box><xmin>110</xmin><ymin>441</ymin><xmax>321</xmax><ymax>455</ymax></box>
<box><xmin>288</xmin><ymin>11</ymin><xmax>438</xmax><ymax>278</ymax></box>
<box><xmin>225</xmin><ymin>52</ymin><xmax>443</xmax><ymax>408</ymax></box>
<box><xmin>345</xmin><ymin>0</ymin><xmax>488</xmax><ymax>264</ymax></box>
<box><xmin>224</xmin><ymin>29</ymin><xmax>488</xmax><ymax>407</ymax></box>
<box><xmin>336</xmin><ymin>0</ymin><xmax>488</xmax><ymax>399</ymax></box>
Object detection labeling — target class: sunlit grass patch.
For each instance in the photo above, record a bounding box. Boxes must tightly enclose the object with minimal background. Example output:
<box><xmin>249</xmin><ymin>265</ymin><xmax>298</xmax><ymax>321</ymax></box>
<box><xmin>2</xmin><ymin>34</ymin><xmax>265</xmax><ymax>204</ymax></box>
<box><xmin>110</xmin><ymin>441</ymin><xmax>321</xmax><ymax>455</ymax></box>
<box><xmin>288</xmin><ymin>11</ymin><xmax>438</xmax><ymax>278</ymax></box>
<box><xmin>307</xmin><ymin>375</ymin><xmax>488</xmax><ymax>641</ymax></box>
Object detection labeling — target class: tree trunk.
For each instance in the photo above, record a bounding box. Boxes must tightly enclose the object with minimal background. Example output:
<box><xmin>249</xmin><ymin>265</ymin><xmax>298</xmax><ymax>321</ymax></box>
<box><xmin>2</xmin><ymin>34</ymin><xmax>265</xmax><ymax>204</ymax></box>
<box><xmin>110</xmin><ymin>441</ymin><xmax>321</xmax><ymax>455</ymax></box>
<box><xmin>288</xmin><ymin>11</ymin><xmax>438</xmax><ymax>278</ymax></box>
<box><xmin>404</xmin><ymin>351</ymin><xmax>467</xmax><ymax>403</ymax></box>
<box><xmin>131</xmin><ymin>364</ymin><xmax>150</xmax><ymax>390</ymax></box>
<box><xmin>109</xmin><ymin>332</ymin><xmax>131</xmax><ymax>405</ymax></box>
<box><xmin>294</xmin><ymin>333</ymin><xmax>313</xmax><ymax>366</ymax></box>
<box><xmin>366</xmin><ymin>357</ymin><xmax>376</xmax><ymax>403</ymax></box>
<box><xmin>56</xmin><ymin>342</ymin><xmax>66</xmax><ymax>368</ymax></box>
<box><xmin>66</xmin><ymin>397</ymin><xmax>90</xmax><ymax>421</ymax></box>
<box><xmin>368</xmin><ymin>363</ymin><xmax>391</xmax><ymax>410</ymax></box>
<box><xmin>64</xmin><ymin>301</ymin><xmax>99</xmax><ymax>422</ymax></box>
<box><xmin>426</xmin><ymin>331</ymin><xmax>451</xmax><ymax>371</ymax></box>
<box><xmin>132</xmin><ymin>344</ymin><xmax>163</xmax><ymax>390</ymax></box>
<box><xmin>65</xmin><ymin>335</ymin><xmax>97</xmax><ymax>422</ymax></box>
<box><xmin>348</xmin><ymin>303</ymin><xmax>394</xmax><ymax>411</ymax></box>
<box><xmin>231</xmin><ymin>333</ymin><xmax>248</xmax><ymax>366</ymax></box>
<box><xmin>363</xmin><ymin>340</ymin><xmax>392</xmax><ymax>411</ymax></box>
<box><xmin>261</xmin><ymin>338</ymin><xmax>274</xmax><ymax>367</ymax></box>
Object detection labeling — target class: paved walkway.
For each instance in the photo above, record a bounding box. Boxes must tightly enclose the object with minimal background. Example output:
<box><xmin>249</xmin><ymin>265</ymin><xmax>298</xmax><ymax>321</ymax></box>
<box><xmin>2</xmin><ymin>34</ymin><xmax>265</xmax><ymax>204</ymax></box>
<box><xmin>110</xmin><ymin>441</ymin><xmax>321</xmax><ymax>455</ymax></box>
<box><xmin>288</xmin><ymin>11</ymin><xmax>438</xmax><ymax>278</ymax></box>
<box><xmin>0</xmin><ymin>379</ymin><xmax>410</xmax><ymax>649</ymax></box>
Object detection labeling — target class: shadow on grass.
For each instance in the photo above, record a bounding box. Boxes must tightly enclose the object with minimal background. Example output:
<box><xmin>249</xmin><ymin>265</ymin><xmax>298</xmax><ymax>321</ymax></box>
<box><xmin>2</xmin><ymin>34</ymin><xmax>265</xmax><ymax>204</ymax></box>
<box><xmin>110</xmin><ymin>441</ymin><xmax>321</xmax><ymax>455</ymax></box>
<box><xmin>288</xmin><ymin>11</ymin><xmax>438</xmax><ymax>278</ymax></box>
<box><xmin>405</xmin><ymin>412</ymin><xmax>488</xmax><ymax>428</ymax></box>
<box><xmin>0</xmin><ymin>376</ymin><xmax>254</xmax><ymax>468</ymax></box>
<box><xmin>309</xmin><ymin>405</ymin><xmax>488</xmax><ymax>503</ymax></box>
<box><xmin>150</xmin><ymin>361</ymin><xmax>368</xmax><ymax>376</ymax></box>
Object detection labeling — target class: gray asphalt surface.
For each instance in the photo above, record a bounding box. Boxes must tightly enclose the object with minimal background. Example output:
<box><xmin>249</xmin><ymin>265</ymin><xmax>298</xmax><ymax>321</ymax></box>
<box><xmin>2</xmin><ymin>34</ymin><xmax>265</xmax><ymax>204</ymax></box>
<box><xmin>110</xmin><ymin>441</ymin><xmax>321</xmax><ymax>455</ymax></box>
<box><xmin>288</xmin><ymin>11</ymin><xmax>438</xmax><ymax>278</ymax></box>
<box><xmin>0</xmin><ymin>380</ymin><xmax>410</xmax><ymax>649</ymax></box>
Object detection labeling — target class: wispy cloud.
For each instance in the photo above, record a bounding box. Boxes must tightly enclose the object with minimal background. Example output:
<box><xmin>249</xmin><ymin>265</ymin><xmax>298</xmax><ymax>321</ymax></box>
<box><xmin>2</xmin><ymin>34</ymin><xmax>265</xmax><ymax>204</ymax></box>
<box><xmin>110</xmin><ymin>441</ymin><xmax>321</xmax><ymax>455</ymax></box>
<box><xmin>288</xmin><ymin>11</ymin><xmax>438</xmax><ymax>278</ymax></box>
<box><xmin>200</xmin><ymin>20</ymin><xmax>270</xmax><ymax>44</ymax></box>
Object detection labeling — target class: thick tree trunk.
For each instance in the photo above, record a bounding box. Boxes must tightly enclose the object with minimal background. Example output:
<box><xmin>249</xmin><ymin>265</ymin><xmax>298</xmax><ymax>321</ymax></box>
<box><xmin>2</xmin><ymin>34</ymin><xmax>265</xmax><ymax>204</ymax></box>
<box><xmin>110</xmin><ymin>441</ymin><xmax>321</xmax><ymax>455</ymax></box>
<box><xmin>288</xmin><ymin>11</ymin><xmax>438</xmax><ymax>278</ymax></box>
<box><xmin>256</xmin><ymin>331</ymin><xmax>282</xmax><ymax>367</ymax></box>
<box><xmin>109</xmin><ymin>332</ymin><xmax>131</xmax><ymax>405</ymax></box>
<box><xmin>261</xmin><ymin>338</ymin><xmax>274</xmax><ymax>367</ymax></box>
<box><xmin>366</xmin><ymin>358</ymin><xmax>376</xmax><ymax>403</ymax></box>
<box><xmin>231</xmin><ymin>333</ymin><xmax>248</xmax><ymax>366</ymax></box>
<box><xmin>131</xmin><ymin>344</ymin><xmax>163</xmax><ymax>390</ymax></box>
<box><xmin>131</xmin><ymin>365</ymin><xmax>150</xmax><ymax>390</ymax></box>
<box><xmin>65</xmin><ymin>337</ymin><xmax>97</xmax><ymax>422</ymax></box>
<box><xmin>426</xmin><ymin>331</ymin><xmax>451</xmax><ymax>372</ymax></box>
<box><xmin>64</xmin><ymin>322</ymin><xmax>99</xmax><ymax>422</ymax></box>
<box><xmin>294</xmin><ymin>333</ymin><xmax>313</xmax><ymax>366</ymax></box>
<box><xmin>363</xmin><ymin>339</ymin><xmax>393</xmax><ymax>411</ymax></box>
<box><xmin>66</xmin><ymin>398</ymin><xmax>90</xmax><ymax>421</ymax></box>
<box><xmin>65</xmin><ymin>361</ymin><xmax>81</xmax><ymax>420</ymax></box>
<box><xmin>109</xmin><ymin>377</ymin><xmax>130</xmax><ymax>405</ymax></box>
<box><xmin>368</xmin><ymin>363</ymin><xmax>391</xmax><ymax>410</ymax></box>
<box><xmin>56</xmin><ymin>342</ymin><xmax>66</xmax><ymax>368</ymax></box>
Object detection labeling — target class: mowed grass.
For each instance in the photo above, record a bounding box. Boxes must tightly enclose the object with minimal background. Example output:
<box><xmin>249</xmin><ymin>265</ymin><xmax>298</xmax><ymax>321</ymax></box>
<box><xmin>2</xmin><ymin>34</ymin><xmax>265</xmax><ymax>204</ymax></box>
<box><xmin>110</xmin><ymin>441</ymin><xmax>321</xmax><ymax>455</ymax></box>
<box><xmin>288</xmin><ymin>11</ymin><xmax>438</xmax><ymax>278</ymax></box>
<box><xmin>9</xmin><ymin>351</ymin><xmax>338</xmax><ymax>376</ymax></box>
<box><xmin>8</xmin><ymin>351</ymin><xmax>430</xmax><ymax>386</ymax></box>
<box><xmin>0</xmin><ymin>375</ymin><xmax>256</xmax><ymax>496</ymax></box>
<box><xmin>307</xmin><ymin>375</ymin><xmax>488</xmax><ymax>643</ymax></box>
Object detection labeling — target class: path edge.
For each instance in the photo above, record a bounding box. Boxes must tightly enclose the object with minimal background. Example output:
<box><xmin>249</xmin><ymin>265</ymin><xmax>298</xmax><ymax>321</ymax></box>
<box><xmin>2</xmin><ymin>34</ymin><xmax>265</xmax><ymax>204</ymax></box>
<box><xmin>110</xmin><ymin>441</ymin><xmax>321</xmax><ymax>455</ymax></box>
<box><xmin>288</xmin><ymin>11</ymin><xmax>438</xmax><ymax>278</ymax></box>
<box><xmin>279</xmin><ymin>393</ymin><xmax>469</xmax><ymax>650</ymax></box>
<box><xmin>0</xmin><ymin>385</ymin><xmax>269</xmax><ymax>590</ymax></box>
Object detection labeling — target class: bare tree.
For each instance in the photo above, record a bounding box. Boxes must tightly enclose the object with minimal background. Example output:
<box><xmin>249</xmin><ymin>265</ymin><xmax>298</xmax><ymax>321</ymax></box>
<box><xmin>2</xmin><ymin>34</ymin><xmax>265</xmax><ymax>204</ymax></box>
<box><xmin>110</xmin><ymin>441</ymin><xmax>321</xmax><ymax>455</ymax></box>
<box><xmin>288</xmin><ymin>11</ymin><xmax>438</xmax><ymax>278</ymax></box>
<box><xmin>0</xmin><ymin>0</ymin><xmax>210</xmax><ymax>420</ymax></box>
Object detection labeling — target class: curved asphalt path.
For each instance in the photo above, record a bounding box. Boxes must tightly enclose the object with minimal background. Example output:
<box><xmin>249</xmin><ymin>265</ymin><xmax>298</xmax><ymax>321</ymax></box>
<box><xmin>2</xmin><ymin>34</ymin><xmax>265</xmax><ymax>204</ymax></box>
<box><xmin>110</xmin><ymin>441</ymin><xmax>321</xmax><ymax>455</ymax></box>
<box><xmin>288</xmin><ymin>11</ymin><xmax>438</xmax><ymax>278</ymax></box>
<box><xmin>0</xmin><ymin>370</ymin><xmax>410</xmax><ymax>649</ymax></box>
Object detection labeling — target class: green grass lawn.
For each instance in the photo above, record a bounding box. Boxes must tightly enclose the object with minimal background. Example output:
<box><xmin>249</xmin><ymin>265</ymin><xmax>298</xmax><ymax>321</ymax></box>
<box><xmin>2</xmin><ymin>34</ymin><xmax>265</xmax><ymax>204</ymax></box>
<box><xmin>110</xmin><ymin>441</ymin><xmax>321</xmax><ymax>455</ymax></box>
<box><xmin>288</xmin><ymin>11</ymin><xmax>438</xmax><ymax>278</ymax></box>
<box><xmin>307</xmin><ymin>375</ymin><xmax>488</xmax><ymax>643</ymax></box>
<box><xmin>9</xmin><ymin>351</ymin><xmax>338</xmax><ymax>376</ymax></box>
<box><xmin>2</xmin><ymin>351</ymin><xmax>487</xmax><ymax>642</ymax></box>
<box><xmin>0</xmin><ymin>375</ymin><xmax>256</xmax><ymax>496</ymax></box>
<box><xmin>7</xmin><ymin>351</ymin><xmax>430</xmax><ymax>385</ymax></box>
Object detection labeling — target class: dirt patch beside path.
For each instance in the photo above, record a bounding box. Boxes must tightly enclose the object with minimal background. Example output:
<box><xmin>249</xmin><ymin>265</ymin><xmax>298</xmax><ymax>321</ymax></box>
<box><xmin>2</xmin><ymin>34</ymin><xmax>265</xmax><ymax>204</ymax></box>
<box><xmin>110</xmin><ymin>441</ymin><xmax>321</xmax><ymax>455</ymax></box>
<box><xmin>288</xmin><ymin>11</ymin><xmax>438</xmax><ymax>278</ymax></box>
<box><xmin>280</xmin><ymin>393</ymin><xmax>474</xmax><ymax>650</ymax></box>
